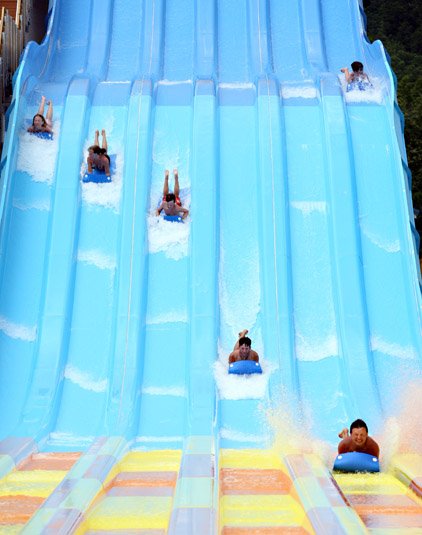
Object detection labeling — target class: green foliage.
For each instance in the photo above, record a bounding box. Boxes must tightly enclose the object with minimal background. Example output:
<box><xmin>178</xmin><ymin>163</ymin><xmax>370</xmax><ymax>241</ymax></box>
<box><xmin>364</xmin><ymin>0</ymin><xmax>422</xmax><ymax>208</ymax></box>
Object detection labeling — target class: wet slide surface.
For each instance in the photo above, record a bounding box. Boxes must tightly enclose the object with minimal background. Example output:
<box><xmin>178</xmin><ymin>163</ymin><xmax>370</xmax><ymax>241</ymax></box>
<box><xmin>0</xmin><ymin>0</ymin><xmax>421</xmax><ymax>532</ymax></box>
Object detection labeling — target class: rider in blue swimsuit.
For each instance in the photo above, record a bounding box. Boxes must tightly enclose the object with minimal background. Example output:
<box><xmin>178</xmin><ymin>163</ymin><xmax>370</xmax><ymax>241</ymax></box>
<box><xmin>341</xmin><ymin>61</ymin><xmax>372</xmax><ymax>92</ymax></box>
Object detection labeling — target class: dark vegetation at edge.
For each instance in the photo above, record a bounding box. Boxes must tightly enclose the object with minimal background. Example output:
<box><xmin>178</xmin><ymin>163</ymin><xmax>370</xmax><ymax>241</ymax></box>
<box><xmin>364</xmin><ymin>0</ymin><xmax>422</xmax><ymax>227</ymax></box>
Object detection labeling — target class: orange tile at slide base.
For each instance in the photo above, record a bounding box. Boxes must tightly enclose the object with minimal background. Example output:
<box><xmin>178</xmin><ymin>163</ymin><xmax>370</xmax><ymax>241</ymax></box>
<box><xmin>221</xmin><ymin>527</ymin><xmax>310</xmax><ymax>535</ymax></box>
<box><xmin>18</xmin><ymin>452</ymin><xmax>81</xmax><ymax>471</ymax></box>
<box><xmin>110</xmin><ymin>471</ymin><xmax>178</xmax><ymax>488</ymax></box>
<box><xmin>220</xmin><ymin>469</ymin><xmax>292</xmax><ymax>494</ymax></box>
<box><xmin>360</xmin><ymin>513</ymin><xmax>422</xmax><ymax>529</ymax></box>
<box><xmin>0</xmin><ymin>495</ymin><xmax>44</xmax><ymax>524</ymax></box>
<box><xmin>354</xmin><ymin>504</ymin><xmax>422</xmax><ymax>515</ymax></box>
<box><xmin>344</xmin><ymin>490</ymin><xmax>422</xmax><ymax>527</ymax></box>
<box><xmin>347</xmin><ymin>493</ymin><xmax>422</xmax><ymax>512</ymax></box>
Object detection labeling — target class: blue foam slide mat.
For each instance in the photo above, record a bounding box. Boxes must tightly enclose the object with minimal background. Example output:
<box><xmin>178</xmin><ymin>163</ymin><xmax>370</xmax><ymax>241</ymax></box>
<box><xmin>228</xmin><ymin>360</ymin><xmax>262</xmax><ymax>375</ymax></box>
<box><xmin>83</xmin><ymin>170</ymin><xmax>111</xmax><ymax>183</ymax></box>
<box><xmin>163</xmin><ymin>214</ymin><xmax>183</xmax><ymax>222</ymax></box>
<box><xmin>333</xmin><ymin>451</ymin><xmax>380</xmax><ymax>473</ymax></box>
<box><xmin>82</xmin><ymin>154</ymin><xmax>116</xmax><ymax>183</ymax></box>
<box><xmin>32</xmin><ymin>131</ymin><xmax>53</xmax><ymax>140</ymax></box>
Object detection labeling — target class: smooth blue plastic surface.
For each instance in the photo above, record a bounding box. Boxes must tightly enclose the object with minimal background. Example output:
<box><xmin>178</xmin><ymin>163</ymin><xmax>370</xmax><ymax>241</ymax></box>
<box><xmin>228</xmin><ymin>361</ymin><xmax>262</xmax><ymax>375</ymax></box>
<box><xmin>333</xmin><ymin>452</ymin><xmax>380</xmax><ymax>473</ymax></box>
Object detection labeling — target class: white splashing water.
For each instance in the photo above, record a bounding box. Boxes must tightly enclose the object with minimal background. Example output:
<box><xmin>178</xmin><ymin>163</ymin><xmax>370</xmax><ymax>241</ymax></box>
<box><xmin>219</xmin><ymin>82</ymin><xmax>255</xmax><ymax>90</ymax></box>
<box><xmin>81</xmin><ymin>148</ymin><xmax>124</xmax><ymax>212</ymax></box>
<box><xmin>267</xmin><ymin>392</ymin><xmax>332</xmax><ymax>463</ymax></box>
<box><xmin>218</xmin><ymin>243</ymin><xmax>261</xmax><ymax>341</ymax></box>
<box><xmin>219</xmin><ymin>427</ymin><xmax>264</xmax><ymax>443</ymax></box>
<box><xmin>339</xmin><ymin>76</ymin><xmax>386</xmax><ymax>105</ymax></box>
<box><xmin>16</xmin><ymin>122</ymin><xmax>60</xmax><ymax>184</ymax></box>
<box><xmin>13</xmin><ymin>198</ymin><xmax>51</xmax><ymax>211</ymax></box>
<box><xmin>64</xmin><ymin>364</ymin><xmax>108</xmax><ymax>393</ymax></box>
<box><xmin>216</xmin><ymin>233</ymin><xmax>265</xmax><ymax>398</ymax></box>
<box><xmin>213</xmin><ymin>358</ymin><xmax>274</xmax><ymax>400</ymax></box>
<box><xmin>291</xmin><ymin>201</ymin><xmax>327</xmax><ymax>216</ymax></box>
<box><xmin>159</xmin><ymin>79</ymin><xmax>193</xmax><ymax>86</ymax></box>
<box><xmin>141</xmin><ymin>386</ymin><xmax>187</xmax><ymax>397</ymax></box>
<box><xmin>0</xmin><ymin>316</ymin><xmax>36</xmax><ymax>342</ymax></box>
<box><xmin>152</xmin><ymin>138</ymin><xmax>190</xmax><ymax>174</ymax></box>
<box><xmin>135</xmin><ymin>435</ymin><xmax>183</xmax><ymax>444</ymax></box>
<box><xmin>295</xmin><ymin>332</ymin><xmax>339</xmax><ymax>362</ymax></box>
<box><xmin>361</xmin><ymin>225</ymin><xmax>400</xmax><ymax>253</ymax></box>
<box><xmin>147</xmin><ymin>213</ymin><xmax>190</xmax><ymax>260</ymax></box>
<box><xmin>146</xmin><ymin>311</ymin><xmax>188</xmax><ymax>325</ymax></box>
<box><xmin>281</xmin><ymin>85</ymin><xmax>318</xmax><ymax>99</ymax></box>
<box><xmin>371</xmin><ymin>335</ymin><xmax>418</xmax><ymax>360</ymax></box>
<box><xmin>378</xmin><ymin>380</ymin><xmax>422</xmax><ymax>466</ymax></box>
<box><xmin>77</xmin><ymin>249</ymin><xmax>116</xmax><ymax>271</ymax></box>
<box><xmin>48</xmin><ymin>432</ymin><xmax>96</xmax><ymax>448</ymax></box>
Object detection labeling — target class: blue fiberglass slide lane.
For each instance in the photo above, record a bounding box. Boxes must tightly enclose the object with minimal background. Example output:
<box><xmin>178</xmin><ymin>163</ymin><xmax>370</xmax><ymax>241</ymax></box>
<box><xmin>15</xmin><ymin>82</ymin><xmax>91</xmax><ymax>441</ymax></box>
<box><xmin>52</xmin><ymin>0</ymin><xmax>217</xmax><ymax>444</ymax></box>
<box><xmin>218</xmin><ymin>97</ymin><xmax>272</xmax><ymax>449</ymax></box>
<box><xmin>0</xmin><ymin>0</ymin><xmax>95</xmax><ymax>439</ymax></box>
<box><xmin>134</xmin><ymin>0</ymin><xmax>215</xmax><ymax>445</ymax></box>
<box><xmin>14</xmin><ymin>0</ymin><xmax>126</xmax><ymax>442</ymax></box>
<box><xmin>0</xmin><ymin>0</ymin><xmax>220</xmax><ymax>447</ymax></box>
<box><xmin>215</xmin><ymin>0</ymin><xmax>272</xmax><ymax>448</ymax></box>
<box><xmin>258</xmin><ymin>1</ymin><xmax>358</xmax><ymax>440</ymax></box>
<box><xmin>318</xmin><ymin>0</ymin><xmax>422</xmax><ymax>432</ymax></box>
<box><xmin>218</xmin><ymin>0</ymin><xmax>421</xmax><ymax>444</ymax></box>
<box><xmin>0</xmin><ymin>0</ymin><xmax>148</xmax><ymax>443</ymax></box>
<box><xmin>38</xmin><ymin>0</ymin><xmax>184</xmax><ymax>442</ymax></box>
<box><xmin>36</xmin><ymin>0</ymin><xmax>145</xmax><ymax>443</ymax></box>
<box><xmin>135</xmin><ymin>99</ymin><xmax>192</xmax><ymax>446</ymax></box>
<box><xmin>269</xmin><ymin>0</ymin><xmax>310</xmax><ymax>80</ymax></box>
<box><xmin>281</xmin><ymin>97</ymin><xmax>361</xmax><ymax>441</ymax></box>
<box><xmin>134</xmin><ymin>92</ymin><xmax>218</xmax><ymax>446</ymax></box>
<box><xmin>348</xmin><ymin>104</ymin><xmax>422</xmax><ymax>409</ymax></box>
<box><xmin>0</xmin><ymin>101</ymin><xmax>54</xmax><ymax>435</ymax></box>
<box><xmin>49</xmin><ymin>85</ymin><xmax>131</xmax><ymax>444</ymax></box>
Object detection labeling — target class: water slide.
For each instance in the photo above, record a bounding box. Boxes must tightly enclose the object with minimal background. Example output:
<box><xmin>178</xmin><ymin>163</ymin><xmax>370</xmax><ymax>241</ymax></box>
<box><xmin>0</xmin><ymin>0</ymin><xmax>421</xmax><ymax>532</ymax></box>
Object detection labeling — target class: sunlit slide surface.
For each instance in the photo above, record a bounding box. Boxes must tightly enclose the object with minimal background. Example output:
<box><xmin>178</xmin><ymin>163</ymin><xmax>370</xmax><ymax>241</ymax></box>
<box><xmin>0</xmin><ymin>0</ymin><xmax>421</xmax><ymax>532</ymax></box>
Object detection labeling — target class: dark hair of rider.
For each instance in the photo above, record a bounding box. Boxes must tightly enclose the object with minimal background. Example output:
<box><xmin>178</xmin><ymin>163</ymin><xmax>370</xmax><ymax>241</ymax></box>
<box><xmin>350</xmin><ymin>419</ymin><xmax>368</xmax><ymax>433</ymax></box>
<box><xmin>238</xmin><ymin>336</ymin><xmax>252</xmax><ymax>348</ymax></box>
<box><xmin>32</xmin><ymin>113</ymin><xmax>46</xmax><ymax>127</ymax></box>
<box><xmin>166</xmin><ymin>193</ymin><xmax>176</xmax><ymax>203</ymax></box>
<box><xmin>88</xmin><ymin>145</ymin><xmax>101</xmax><ymax>154</ymax></box>
<box><xmin>351</xmin><ymin>61</ymin><xmax>364</xmax><ymax>73</ymax></box>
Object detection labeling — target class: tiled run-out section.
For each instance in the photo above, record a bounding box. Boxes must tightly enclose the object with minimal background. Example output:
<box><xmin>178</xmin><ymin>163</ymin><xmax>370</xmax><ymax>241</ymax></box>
<box><xmin>167</xmin><ymin>436</ymin><xmax>215</xmax><ymax>534</ymax></box>
<box><xmin>393</xmin><ymin>453</ymin><xmax>422</xmax><ymax>498</ymax></box>
<box><xmin>80</xmin><ymin>449</ymin><xmax>182</xmax><ymax>532</ymax></box>
<box><xmin>219</xmin><ymin>449</ymin><xmax>314</xmax><ymax>534</ymax></box>
<box><xmin>0</xmin><ymin>451</ymin><xmax>81</xmax><ymax>531</ymax></box>
<box><xmin>334</xmin><ymin>471</ymin><xmax>422</xmax><ymax>533</ymax></box>
<box><xmin>80</xmin><ymin>436</ymin><xmax>216</xmax><ymax>534</ymax></box>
